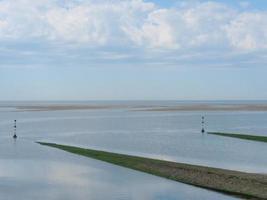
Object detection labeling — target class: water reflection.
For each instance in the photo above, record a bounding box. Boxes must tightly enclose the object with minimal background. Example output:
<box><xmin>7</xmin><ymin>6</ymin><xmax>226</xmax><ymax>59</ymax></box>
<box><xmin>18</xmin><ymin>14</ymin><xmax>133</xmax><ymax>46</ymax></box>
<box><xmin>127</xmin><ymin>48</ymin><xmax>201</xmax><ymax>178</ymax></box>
<box><xmin>0</xmin><ymin>139</ymin><xmax>237</xmax><ymax>200</ymax></box>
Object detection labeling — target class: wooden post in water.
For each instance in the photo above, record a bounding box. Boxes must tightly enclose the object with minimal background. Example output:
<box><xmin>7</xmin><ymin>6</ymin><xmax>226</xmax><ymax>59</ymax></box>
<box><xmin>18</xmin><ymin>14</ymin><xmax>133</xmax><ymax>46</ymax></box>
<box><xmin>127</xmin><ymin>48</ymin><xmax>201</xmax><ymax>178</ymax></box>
<box><xmin>13</xmin><ymin>120</ymin><xmax>17</xmax><ymax>139</ymax></box>
<box><xmin>201</xmin><ymin>116</ymin><xmax>205</xmax><ymax>133</ymax></box>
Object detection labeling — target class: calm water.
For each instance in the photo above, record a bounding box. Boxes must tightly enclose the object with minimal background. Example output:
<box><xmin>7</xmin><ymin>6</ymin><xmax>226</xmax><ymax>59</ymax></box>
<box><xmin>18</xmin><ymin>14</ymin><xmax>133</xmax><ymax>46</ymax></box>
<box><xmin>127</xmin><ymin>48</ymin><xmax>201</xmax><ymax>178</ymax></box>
<box><xmin>1</xmin><ymin>101</ymin><xmax>267</xmax><ymax>199</ymax></box>
<box><xmin>0</xmin><ymin>139</ymin><xmax>237</xmax><ymax>200</ymax></box>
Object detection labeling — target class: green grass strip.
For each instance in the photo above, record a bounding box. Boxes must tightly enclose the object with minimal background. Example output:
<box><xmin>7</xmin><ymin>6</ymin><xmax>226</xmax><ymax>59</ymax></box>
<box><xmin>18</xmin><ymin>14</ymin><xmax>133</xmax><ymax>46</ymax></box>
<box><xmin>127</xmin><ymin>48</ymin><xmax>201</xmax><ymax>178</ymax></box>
<box><xmin>38</xmin><ymin>142</ymin><xmax>267</xmax><ymax>199</ymax></box>
<box><xmin>208</xmin><ymin>132</ymin><xmax>267</xmax><ymax>143</ymax></box>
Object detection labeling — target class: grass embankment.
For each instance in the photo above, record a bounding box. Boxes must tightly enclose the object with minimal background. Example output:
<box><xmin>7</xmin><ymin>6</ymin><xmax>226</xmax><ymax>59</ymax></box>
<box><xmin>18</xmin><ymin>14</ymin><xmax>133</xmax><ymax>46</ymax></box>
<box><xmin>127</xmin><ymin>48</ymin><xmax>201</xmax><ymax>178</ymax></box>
<box><xmin>38</xmin><ymin>142</ymin><xmax>267</xmax><ymax>199</ymax></box>
<box><xmin>208</xmin><ymin>132</ymin><xmax>267</xmax><ymax>143</ymax></box>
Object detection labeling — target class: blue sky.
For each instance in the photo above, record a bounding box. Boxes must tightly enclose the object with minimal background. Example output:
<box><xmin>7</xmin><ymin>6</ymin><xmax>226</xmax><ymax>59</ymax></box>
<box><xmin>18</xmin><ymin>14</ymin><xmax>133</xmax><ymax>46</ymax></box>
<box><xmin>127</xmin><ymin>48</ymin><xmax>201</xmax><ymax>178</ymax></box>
<box><xmin>0</xmin><ymin>0</ymin><xmax>267</xmax><ymax>100</ymax></box>
<box><xmin>151</xmin><ymin>0</ymin><xmax>267</xmax><ymax>9</ymax></box>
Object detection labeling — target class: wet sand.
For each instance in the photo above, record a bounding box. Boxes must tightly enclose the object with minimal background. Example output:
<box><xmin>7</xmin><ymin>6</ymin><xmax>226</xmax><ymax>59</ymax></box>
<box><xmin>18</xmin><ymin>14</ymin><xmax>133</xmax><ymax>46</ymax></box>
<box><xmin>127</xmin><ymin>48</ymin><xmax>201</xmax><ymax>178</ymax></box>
<box><xmin>14</xmin><ymin>105</ymin><xmax>115</xmax><ymax>111</ymax></box>
<box><xmin>136</xmin><ymin>104</ymin><xmax>267</xmax><ymax>112</ymax></box>
<box><xmin>2</xmin><ymin>103</ymin><xmax>267</xmax><ymax>112</ymax></box>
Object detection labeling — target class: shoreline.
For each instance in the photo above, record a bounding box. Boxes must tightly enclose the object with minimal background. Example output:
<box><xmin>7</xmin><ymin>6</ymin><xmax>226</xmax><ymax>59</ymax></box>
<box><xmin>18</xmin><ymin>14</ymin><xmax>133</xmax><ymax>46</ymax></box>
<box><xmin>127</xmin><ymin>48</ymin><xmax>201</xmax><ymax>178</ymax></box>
<box><xmin>38</xmin><ymin>142</ymin><xmax>267</xmax><ymax>199</ymax></box>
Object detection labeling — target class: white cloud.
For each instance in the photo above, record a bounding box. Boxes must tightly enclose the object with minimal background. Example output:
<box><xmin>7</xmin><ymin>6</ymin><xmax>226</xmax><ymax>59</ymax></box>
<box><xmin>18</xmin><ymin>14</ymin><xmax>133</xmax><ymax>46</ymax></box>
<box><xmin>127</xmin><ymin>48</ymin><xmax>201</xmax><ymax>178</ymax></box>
<box><xmin>122</xmin><ymin>8</ymin><xmax>178</xmax><ymax>48</ymax></box>
<box><xmin>0</xmin><ymin>0</ymin><xmax>267</xmax><ymax>57</ymax></box>
<box><xmin>225</xmin><ymin>12</ymin><xmax>267</xmax><ymax>50</ymax></box>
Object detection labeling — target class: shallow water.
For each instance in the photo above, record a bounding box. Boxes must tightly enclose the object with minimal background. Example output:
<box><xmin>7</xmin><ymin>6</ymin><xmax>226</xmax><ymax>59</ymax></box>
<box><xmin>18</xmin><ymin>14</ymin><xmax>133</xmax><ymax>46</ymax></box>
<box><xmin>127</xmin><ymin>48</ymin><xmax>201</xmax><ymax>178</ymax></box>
<box><xmin>0</xmin><ymin>139</ymin><xmax>237</xmax><ymax>200</ymax></box>
<box><xmin>1</xmin><ymin>104</ymin><xmax>267</xmax><ymax>173</ymax></box>
<box><xmin>1</xmin><ymin>101</ymin><xmax>267</xmax><ymax>199</ymax></box>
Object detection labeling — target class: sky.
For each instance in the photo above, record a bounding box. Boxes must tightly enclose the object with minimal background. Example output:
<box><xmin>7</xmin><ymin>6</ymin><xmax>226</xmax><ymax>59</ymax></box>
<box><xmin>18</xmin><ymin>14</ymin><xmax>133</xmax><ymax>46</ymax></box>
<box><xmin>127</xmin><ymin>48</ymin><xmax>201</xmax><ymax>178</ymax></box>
<box><xmin>0</xmin><ymin>0</ymin><xmax>267</xmax><ymax>101</ymax></box>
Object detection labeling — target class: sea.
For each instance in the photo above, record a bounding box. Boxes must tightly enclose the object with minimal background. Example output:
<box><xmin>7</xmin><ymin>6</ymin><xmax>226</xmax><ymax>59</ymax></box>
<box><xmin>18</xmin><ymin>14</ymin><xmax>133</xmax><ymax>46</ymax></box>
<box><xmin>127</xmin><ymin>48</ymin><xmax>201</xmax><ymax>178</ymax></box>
<box><xmin>0</xmin><ymin>100</ymin><xmax>266</xmax><ymax>200</ymax></box>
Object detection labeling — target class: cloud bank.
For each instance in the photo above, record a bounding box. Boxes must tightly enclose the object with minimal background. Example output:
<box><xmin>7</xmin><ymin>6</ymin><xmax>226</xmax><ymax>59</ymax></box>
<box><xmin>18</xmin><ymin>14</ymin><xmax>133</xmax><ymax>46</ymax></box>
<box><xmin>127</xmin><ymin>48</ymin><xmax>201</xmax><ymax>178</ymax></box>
<box><xmin>0</xmin><ymin>0</ymin><xmax>267</xmax><ymax>68</ymax></box>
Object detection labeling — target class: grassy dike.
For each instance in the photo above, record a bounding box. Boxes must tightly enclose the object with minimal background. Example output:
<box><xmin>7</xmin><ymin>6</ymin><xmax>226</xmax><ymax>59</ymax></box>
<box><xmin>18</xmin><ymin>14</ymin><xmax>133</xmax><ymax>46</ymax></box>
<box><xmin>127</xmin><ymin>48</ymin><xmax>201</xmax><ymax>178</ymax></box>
<box><xmin>38</xmin><ymin>142</ymin><xmax>267</xmax><ymax>200</ymax></box>
<box><xmin>208</xmin><ymin>132</ymin><xmax>267</xmax><ymax>143</ymax></box>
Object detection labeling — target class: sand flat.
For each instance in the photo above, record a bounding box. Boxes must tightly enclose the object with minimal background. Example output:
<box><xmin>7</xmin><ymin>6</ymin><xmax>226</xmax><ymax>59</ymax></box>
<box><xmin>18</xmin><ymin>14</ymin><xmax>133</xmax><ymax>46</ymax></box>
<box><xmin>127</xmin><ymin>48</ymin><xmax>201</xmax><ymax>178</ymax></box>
<box><xmin>135</xmin><ymin>104</ymin><xmax>267</xmax><ymax>112</ymax></box>
<box><xmin>2</xmin><ymin>102</ymin><xmax>267</xmax><ymax>112</ymax></box>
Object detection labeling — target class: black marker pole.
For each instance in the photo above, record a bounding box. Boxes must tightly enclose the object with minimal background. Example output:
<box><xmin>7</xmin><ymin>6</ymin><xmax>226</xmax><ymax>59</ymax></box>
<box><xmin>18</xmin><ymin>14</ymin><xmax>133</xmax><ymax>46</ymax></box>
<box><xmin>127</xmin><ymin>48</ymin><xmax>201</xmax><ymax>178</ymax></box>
<box><xmin>13</xmin><ymin>120</ymin><xmax>17</xmax><ymax>139</ymax></box>
<box><xmin>201</xmin><ymin>116</ymin><xmax>205</xmax><ymax>133</ymax></box>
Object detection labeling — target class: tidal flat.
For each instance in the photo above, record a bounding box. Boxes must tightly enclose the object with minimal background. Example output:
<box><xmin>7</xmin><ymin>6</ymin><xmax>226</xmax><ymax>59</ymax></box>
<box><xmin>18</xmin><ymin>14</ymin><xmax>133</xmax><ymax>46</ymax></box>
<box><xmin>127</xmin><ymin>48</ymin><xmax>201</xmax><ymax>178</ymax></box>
<box><xmin>2</xmin><ymin>101</ymin><xmax>267</xmax><ymax>112</ymax></box>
